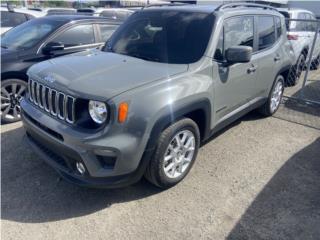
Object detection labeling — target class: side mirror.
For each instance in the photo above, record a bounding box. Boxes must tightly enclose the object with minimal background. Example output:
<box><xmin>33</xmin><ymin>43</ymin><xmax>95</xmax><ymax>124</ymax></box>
<box><xmin>42</xmin><ymin>42</ymin><xmax>64</xmax><ymax>54</ymax></box>
<box><xmin>225</xmin><ymin>46</ymin><xmax>252</xmax><ymax>64</ymax></box>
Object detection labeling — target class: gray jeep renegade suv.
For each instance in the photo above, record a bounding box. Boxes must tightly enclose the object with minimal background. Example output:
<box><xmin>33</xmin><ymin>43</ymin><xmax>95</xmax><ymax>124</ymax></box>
<box><xmin>21</xmin><ymin>3</ymin><xmax>294</xmax><ymax>188</ymax></box>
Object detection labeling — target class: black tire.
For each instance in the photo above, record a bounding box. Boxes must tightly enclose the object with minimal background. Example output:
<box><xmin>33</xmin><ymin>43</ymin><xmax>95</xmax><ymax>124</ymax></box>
<box><xmin>288</xmin><ymin>54</ymin><xmax>305</xmax><ymax>86</ymax></box>
<box><xmin>144</xmin><ymin>118</ymin><xmax>200</xmax><ymax>189</ymax></box>
<box><xmin>259</xmin><ymin>75</ymin><xmax>284</xmax><ymax>117</ymax></box>
<box><xmin>1</xmin><ymin>78</ymin><xmax>27</xmax><ymax>123</ymax></box>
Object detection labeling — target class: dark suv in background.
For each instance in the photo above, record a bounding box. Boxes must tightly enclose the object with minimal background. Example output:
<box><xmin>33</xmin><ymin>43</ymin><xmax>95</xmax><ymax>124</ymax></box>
<box><xmin>1</xmin><ymin>15</ymin><xmax>121</xmax><ymax>123</ymax></box>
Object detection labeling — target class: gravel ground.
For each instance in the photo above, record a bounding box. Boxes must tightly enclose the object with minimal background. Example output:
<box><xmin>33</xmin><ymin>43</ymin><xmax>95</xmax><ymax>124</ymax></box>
<box><xmin>1</xmin><ymin>111</ymin><xmax>319</xmax><ymax>240</ymax></box>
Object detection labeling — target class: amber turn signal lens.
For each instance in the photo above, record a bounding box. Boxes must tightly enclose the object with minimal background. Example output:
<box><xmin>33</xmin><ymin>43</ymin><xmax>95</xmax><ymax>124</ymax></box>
<box><xmin>118</xmin><ymin>102</ymin><xmax>128</xmax><ymax>123</ymax></box>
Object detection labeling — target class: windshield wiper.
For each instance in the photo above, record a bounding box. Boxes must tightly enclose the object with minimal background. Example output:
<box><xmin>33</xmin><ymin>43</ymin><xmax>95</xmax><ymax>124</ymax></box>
<box><xmin>130</xmin><ymin>53</ymin><xmax>159</xmax><ymax>62</ymax></box>
<box><xmin>1</xmin><ymin>45</ymin><xmax>8</xmax><ymax>49</ymax></box>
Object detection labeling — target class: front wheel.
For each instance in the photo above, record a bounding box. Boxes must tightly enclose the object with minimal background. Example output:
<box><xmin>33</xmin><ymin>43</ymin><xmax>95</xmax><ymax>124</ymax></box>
<box><xmin>1</xmin><ymin>79</ymin><xmax>27</xmax><ymax>123</ymax></box>
<box><xmin>259</xmin><ymin>75</ymin><xmax>284</xmax><ymax>117</ymax></box>
<box><xmin>145</xmin><ymin>118</ymin><xmax>200</xmax><ymax>189</ymax></box>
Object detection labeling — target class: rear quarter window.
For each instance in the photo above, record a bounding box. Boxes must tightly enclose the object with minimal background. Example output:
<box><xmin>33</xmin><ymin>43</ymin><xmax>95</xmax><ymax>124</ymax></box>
<box><xmin>258</xmin><ymin>16</ymin><xmax>276</xmax><ymax>50</ymax></box>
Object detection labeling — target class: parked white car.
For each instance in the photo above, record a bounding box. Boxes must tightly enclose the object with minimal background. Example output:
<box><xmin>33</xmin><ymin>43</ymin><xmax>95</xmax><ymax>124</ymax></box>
<box><xmin>278</xmin><ymin>8</ymin><xmax>320</xmax><ymax>84</ymax></box>
<box><xmin>0</xmin><ymin>7</ymin><xmax>45</xmax><ymax>34</ymax></box>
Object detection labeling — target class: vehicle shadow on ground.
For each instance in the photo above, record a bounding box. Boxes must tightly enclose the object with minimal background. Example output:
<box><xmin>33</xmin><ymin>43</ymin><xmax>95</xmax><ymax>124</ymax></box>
<box><xmin>1</xmin><ymin>111</ymin><xmax>265</xmax><ymax>223</ymax></box>
<box><xmin>227</xmin><ymin>137</ymin><xmax>320</xmax><ymax>240</ymax></box>
<box><xmin>1</xmin><ymin>126</ymin><xmax>162</xmax><ymax>223</ymax></box>
<box><xmin>1</xmin><ymin>111</ymin><xmax>264</xmax><ymax>223</ymax></box>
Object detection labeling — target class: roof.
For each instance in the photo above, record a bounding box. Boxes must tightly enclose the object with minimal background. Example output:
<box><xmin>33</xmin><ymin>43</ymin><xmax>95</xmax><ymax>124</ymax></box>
<box><xmin>142</xmin><ymin>3</ymin><xmax>279</xmax><ymax>14</ymax></box>
<box><xmin>143</xmin><ymin>4</ymin><xmax>219</xmax><ymax>13</ymax></box>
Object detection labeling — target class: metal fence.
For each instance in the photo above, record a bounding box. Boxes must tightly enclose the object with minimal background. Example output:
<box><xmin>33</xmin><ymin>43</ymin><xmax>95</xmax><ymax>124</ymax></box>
<box><xmin>274</xmin><ymin>18</ymin><xmax>320</xmax><ymax>130</ymax></box>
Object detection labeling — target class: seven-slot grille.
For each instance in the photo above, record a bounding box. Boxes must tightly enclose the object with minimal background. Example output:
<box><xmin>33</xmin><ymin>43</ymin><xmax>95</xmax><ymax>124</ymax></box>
<box><xmin>28</xmin><ymin>79</ymin><xmax>76</xmax><ymax>124</ymax></box>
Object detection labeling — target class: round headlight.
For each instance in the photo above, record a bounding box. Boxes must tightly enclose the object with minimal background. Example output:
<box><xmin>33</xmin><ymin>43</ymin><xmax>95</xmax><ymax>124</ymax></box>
<box><xmin>88</xmin><ymin>100</ymin><xmax>108</xmax><ymax>124</ymax></box>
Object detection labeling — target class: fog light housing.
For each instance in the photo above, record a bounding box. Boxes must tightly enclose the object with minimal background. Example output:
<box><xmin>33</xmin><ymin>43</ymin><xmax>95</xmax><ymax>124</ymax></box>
<box><xmin>76</xmin><ymin>162</ymin><xmax>86</xmax><ymax>175</ymax></box>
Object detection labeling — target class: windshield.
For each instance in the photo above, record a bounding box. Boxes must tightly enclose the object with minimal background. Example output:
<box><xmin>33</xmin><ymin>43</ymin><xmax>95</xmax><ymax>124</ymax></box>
<box><xmin>1</xmin><ymin>18</ymin><xmax>62</xmax><ymax>50</ymax></box>
<box><xmin>104</xmin><ymin>10</ymin><xmax>215</xmax><ymax>64</ymax></box>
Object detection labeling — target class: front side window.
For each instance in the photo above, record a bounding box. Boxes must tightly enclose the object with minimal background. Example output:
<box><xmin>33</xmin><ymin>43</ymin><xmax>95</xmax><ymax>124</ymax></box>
<box><xmin>1</xmin><ymin>18</ymin><xmax>61</xmax><ymax>49</ymax></box>
<box><xmin>105</xmin><ymin>11</ymin><xmax>215</xmax><ymax>64</ymax></box>
<box><xmin>99</xmin><ymin>24</ymin><xmax>118</xmax><ymax>42</ymax></box>
<box><xmin>214</xmin><ymin>16</ymin><xmax>254</xmax><ymax>61</ymax></box>
<box><xmin>0</xmin><ymin>11</ymin><xmax>28</xmax><ymax>27</ymax></box>
<box><xmin>52</xmin><ymin>24</ymin><xmax>95</xmax><ymax>47</ymax></box>
<box><xmin>258</xmin><ymin>16</ymin><xmax>276</xmax><ymax>50</ymax></box>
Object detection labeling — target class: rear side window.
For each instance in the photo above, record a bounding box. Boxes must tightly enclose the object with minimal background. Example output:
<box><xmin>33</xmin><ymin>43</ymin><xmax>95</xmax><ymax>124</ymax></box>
<box><xmin>52</xmin><ymin>24</ymin><xmax>95</xmax><ymax>47</ymax></box>
<box><xmin>0</xmin><ymin>11</ymin><xmax>28</xmax><ymax>27</ymax></box>
<box><xmin>275</xmin><ymin>17</ymin><xmax>282</xmax><ymax>40</ymax></box>
<box><xmin>100</xmin><ymin>10</ymin><xmax>116</xmax><ymax>19</ymax></box>
<box><xmin>214</xmin><ymin>16</ymin><xmax>254</xmax><ymax>61</ymax></box>
<box><xmin>258</xmin><ymin>16</ymin><xmax>276</xmax><ymax>50</ymax></box>
<box><xmin>98</xmin><ymin>24</ymin><xmax>118</xmax><ymax>42</ymax></box>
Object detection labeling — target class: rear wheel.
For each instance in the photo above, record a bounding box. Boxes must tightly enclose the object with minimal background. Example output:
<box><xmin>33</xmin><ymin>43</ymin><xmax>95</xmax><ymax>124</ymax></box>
<box><xmin>1</xmin><ymin>79</ymin><xmax>27</xmax><ymax>123</ymax></box>
<box><xmin>145</xmin><ymin>118</ymin><xmax>200</xmax><ymax>189</ymax></box>
<box><xmin>259</xmin><ymin>75</ymin><xmax>284</xmax><ymax>117</ymax></box>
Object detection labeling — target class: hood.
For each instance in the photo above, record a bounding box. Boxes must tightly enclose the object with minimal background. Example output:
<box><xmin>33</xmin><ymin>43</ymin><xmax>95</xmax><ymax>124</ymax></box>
<box><xmin>28</xmin><ymin>49</ymin><xmax>188</xmax><ymax>100</ymax></box>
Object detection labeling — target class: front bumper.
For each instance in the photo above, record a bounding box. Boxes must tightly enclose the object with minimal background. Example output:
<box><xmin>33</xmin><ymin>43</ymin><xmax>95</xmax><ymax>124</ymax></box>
<box><xmin>21</xmin><ymin>99</ymin><xmax>152</xmax><ymax>188</ymax></box>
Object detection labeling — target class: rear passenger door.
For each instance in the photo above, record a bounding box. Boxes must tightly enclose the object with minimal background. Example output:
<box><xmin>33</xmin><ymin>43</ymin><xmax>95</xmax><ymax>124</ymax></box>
<box><xmin>212</xmin><ymin>16</ymin><xmax>259</xmax><ymax>120</ymax></box>
<box><xmin>255</xmin><ymin>15</ymin><xmax>282</xmax><ymax>95</ymax></box>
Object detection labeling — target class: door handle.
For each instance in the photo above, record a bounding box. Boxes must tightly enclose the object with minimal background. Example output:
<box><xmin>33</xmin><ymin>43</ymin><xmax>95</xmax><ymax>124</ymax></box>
<box><xmin>247</xmin><ymin>65</ymin><xmax>257</xmax><ymax>74</ymax></box>
<box><xmin>274</xmin><ymin>55</ymin><xmax>281</xmax><ymax>62</ymax></box>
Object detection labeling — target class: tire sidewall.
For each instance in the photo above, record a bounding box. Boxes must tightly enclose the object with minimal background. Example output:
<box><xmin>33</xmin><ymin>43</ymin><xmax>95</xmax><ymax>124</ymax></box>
<box><xmin>153</xmin><ymin>119</ymin><xmax>200</xmax><ymax>188</ymax></box>
<box><xmin>268</xmin><ymin>75</ymin><xmax>284</xmax><ymax>115</ymax></box>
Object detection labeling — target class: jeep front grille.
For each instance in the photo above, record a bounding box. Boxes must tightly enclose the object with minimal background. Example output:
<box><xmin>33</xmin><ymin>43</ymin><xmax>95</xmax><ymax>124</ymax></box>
<box><xmin>28</xmin><ymin>79</ymin><xmax>76</xmax><ymax>124</ymax></box>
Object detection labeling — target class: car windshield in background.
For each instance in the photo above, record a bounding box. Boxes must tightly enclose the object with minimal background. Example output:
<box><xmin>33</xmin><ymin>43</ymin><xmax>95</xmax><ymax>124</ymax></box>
<box><xmin>1</xmin><ymin>18</ymin><xmax>61</xmax><ymax>50</ymax></box>
<box><xmin>105</xmin><ymin>11</ymin><xmax>215</xmax><ymax>64</ymax></box>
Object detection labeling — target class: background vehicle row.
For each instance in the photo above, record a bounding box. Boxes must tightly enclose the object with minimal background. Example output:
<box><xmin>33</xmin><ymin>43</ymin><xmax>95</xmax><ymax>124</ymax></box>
<box><xmin>1</xmin><ymin>15</ymin><xmax>121</xmax><ymax>123</ymax></box>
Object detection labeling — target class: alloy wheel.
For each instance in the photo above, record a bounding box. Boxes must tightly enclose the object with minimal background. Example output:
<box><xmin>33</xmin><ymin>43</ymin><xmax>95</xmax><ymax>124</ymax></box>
<box><xmin>163</xmin><ymin>130</ymin><xmax>195</xmax><ymax>179</ymax></box>
<box><xmin>1</xmin><ymin>81</ymin><xmax>26</xmax><ymax>122</ymax></box>
<box><xmin>270</xmin><ymin>80</ymin><xmax>283</xmax><ymax>113</ymax></box>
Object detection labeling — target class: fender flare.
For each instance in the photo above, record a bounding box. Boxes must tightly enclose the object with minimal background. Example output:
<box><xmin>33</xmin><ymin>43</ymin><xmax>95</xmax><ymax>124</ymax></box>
<box><xmin>146</xmin><ymin>98</ymin><xmax>212</xmax><ymax>151</ymax></box>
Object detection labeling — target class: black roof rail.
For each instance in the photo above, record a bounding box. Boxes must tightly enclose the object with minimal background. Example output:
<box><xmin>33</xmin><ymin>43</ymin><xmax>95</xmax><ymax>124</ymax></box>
<box><xmin>216</xmin><ymin>2</ymin><xmax>277</xmax><ymax>11</ymax></box>
<box><xmin>142</xmin><ymin>2</ymin><xmax>193</xmax><ymax>9</ymax></box>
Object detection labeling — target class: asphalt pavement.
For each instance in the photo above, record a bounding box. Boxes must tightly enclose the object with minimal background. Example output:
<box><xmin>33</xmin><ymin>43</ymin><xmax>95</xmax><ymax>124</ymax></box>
<box><xmin>1</xmin><ymin>110</ymin><xmax>320</xmax><ymax>240</ymax></box>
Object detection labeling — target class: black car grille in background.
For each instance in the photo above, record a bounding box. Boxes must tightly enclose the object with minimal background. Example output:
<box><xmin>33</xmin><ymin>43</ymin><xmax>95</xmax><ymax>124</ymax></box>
<box><xmin>28</xmin><ymin>79</ymin><xmax>76</xmax><ymax>124</ymax></box>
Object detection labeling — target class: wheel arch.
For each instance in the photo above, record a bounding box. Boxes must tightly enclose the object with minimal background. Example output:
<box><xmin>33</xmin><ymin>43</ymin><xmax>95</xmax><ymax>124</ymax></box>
<box><xmin>277</xmin><ymin>64</ymin><xmax>291</xmax><ymax>84</ymax></box>
<box><xmin>147</xmin><ymin>98</ymin><xmax>212</xmax><ymax>151</ymax></box>
<box><xmin>1</xmin><ymin>72</ymin><xmax>28</xmax><ymax>82</ymax></box>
